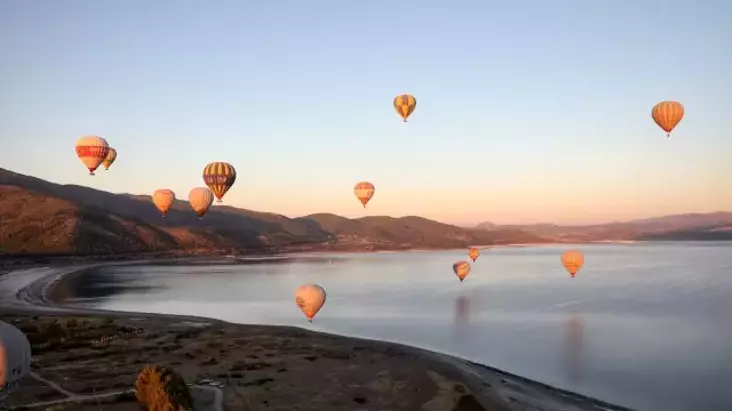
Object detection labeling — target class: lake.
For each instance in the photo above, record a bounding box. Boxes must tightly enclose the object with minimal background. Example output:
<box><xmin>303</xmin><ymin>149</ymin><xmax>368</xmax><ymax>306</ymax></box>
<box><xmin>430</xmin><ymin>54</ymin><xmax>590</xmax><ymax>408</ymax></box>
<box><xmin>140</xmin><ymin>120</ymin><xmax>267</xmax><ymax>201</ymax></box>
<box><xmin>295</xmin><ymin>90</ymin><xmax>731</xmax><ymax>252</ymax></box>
<box><xmin>54</xmin><ymin>242</ymin><xmax>732</xmax><ymax>411</ymax></box>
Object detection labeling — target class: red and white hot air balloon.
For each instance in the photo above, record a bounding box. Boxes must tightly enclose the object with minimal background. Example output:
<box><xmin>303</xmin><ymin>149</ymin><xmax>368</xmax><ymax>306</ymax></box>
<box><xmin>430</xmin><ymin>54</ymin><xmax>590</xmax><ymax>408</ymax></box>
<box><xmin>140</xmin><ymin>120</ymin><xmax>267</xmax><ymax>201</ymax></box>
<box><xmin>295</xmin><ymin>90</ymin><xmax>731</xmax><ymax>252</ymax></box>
<box><xmin>75</xmin><ymin>136</ymin><xmax>110</xmax><ymax>176</ymax></box>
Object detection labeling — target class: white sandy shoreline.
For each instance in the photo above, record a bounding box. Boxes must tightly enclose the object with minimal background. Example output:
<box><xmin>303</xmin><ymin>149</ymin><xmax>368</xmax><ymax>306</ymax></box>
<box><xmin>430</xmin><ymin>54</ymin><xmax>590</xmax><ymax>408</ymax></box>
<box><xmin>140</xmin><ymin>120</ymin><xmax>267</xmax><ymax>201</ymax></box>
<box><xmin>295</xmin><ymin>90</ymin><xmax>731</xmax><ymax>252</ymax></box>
<box><xmin>0</xmin><ymin>259</ymin><xmax>634</xmax><ymax>411</ymax></box>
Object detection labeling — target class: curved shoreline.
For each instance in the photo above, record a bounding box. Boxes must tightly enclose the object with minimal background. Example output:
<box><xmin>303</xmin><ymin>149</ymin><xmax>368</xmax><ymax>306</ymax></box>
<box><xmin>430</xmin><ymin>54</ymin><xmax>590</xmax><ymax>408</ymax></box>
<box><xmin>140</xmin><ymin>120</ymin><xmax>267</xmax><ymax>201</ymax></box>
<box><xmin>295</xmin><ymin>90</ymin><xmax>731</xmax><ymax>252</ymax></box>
<box><xmin>0</xmin><ymin>260</ymin><xmax>634</xmax><ymax>411</ymax></box>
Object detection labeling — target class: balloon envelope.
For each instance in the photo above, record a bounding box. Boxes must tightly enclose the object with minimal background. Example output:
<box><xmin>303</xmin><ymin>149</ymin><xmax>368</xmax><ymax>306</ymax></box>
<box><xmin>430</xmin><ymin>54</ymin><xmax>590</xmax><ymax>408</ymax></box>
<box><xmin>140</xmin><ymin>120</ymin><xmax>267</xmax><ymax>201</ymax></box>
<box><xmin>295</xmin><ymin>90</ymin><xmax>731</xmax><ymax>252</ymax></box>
<box><xmin>188</xmin><ymin>187</ymin><xmax>214</xmax><ymax>217</ymax></box>
<box><xmin>452</xmin><ymin>261</ymin><xmax>471</xmax><ymax>282</ymax></box>
<box><xmin>468</xmin><ymin>248</ymin><xmax>480</xmax><ymax>262</ymax></box>
<box><xmin>393</xmin><ymin>94</ymin><xmax>417</xmax><ymax>122</ymax></box>
<box><xmin>0</xmin><ymin>321</ymin><xmax>32</xmax><ymax>400</ymax></box>
<box><xmin>354</xmin><ymin>181</ymin><xmax>375</xmax><ymax>207</ymax></box>
<box><xmin>152</xmin><ymin>189</ymin><xmax>176</xmax><ymax>217</ymax></box>
<box><xmin>651</xmin><ymin>101</ymin><xmax>684</xmax><ymax>137</ymax></box>
<box><xmin>295</xmin><ymin>284</ymin><xmax>326</xmax><ymax>321</ymax></box>
<box><xmin>102</xmin><ymin>147</ymin><xmax>117</xmax><ymax>170</ymax></box>
<box><xmin>203</xmin><ymin>162</ymin><xmax>236</xmax><ymax>202</ymax></box>
<box><xmin>561</xmin><ymin>250</ymin><xmax>585</xmax><ymax>277</ymax></box>
<box><xmin>75</xmin><ymin>135</ymin><xmax>110</xmax><ymax>175</ymax></box>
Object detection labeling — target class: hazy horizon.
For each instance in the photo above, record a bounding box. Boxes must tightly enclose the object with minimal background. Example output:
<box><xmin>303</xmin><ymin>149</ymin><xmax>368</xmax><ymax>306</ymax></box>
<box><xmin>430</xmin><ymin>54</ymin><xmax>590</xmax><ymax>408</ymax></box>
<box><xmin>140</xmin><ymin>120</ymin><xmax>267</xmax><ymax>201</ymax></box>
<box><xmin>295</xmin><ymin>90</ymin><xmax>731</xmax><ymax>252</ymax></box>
<box><xmin>5</xmin><ymin>164</ymin><xmax>731</xmax><ymax>228</ymax></box>
<box><xmin>2</xmin><ymin>0</ymin><xmax>731</xmax><ymax>225</ymax></box>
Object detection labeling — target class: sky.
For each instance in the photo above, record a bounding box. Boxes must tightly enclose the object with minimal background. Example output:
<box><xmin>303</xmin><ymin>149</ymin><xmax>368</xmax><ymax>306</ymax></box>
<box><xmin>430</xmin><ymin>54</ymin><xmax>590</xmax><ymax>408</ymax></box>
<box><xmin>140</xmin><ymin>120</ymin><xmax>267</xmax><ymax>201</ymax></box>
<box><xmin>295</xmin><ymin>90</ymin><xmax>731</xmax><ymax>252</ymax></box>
<box><xmin>1</xmin><ymin>0</ymin><xmax>730</xmax><ymax>226</ymax></box>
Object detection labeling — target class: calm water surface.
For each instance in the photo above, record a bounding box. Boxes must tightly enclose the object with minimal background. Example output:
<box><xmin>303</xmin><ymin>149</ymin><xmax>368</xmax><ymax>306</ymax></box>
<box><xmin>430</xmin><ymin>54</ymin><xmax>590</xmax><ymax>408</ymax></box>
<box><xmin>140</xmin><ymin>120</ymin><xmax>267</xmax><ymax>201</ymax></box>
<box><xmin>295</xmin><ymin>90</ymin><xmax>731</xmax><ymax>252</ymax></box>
<box><xmin>56</xmin><ymin>243</ymin><xmax>732</xmax><ymax>411</ymax></box>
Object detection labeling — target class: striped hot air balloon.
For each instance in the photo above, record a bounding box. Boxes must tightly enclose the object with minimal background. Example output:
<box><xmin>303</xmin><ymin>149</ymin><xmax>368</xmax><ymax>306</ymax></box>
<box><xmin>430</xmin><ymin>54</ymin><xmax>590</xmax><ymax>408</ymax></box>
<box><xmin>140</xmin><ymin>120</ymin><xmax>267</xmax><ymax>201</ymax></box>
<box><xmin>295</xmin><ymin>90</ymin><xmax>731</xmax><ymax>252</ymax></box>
<box><xmin>354</xmin><ymin>181</ymin><xmax>375</xmax><ymax>208</ymax></box>
<box><xmin>202</xmin><ymin>162</ymin><xmax>236</xmax><ymax>202</ymax></box>
<box><xmin>188</xmin><ymin>187</ymin><xmax>214</xmax><ymax>218</ymax></box>
<box><xmin>453</xmin><ymin>261</ymin><xmax>471</xmax><ymax>282</ymax></box>
<box><xmin>651</xmin><ymin>101</ymin><xmax>684</xmax><ymax>137</ymax></box>
<box><xmin>152</xmin><ymin>189</ymin><xmax>175</xmax><ymax>217</ymax></box>
<box><xmin>75</xmin><ymin>136</ymin><xmax>110</xmax><ymax>175</ymax></box>
<box><xmin>102</xmin><ymin>148</ymin><xmax>117</xmax><ymax>170</ymax></box>
<box><xmin>393</xmin><ymin>94</ymin><xmax>417</xmax><ymax>122</ymax></box>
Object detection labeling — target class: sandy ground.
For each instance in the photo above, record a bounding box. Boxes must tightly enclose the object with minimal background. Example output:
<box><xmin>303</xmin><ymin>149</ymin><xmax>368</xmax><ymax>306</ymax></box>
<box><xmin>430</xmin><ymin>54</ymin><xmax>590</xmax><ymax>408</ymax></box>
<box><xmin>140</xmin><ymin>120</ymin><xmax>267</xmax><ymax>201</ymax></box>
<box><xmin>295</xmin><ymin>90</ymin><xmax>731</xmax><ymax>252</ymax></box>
<box><xmin>0</xmin><ymin>263</ymin><xmax>633</xmax><ymax>411</ymax></box>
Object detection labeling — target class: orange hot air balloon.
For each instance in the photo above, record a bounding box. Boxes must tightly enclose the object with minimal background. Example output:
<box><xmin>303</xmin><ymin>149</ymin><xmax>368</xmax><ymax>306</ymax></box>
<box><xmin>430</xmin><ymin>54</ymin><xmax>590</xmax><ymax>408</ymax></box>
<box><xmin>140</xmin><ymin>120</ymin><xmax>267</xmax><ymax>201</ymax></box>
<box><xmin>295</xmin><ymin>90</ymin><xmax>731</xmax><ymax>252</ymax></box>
<box><xmin>651</xmin><ymin>101</ymin><xmax>684</xmax><ymax>137</ymax></box>
<box><xmin>468</xmin><ymin>248</ymin><xmax>480</xmax><ymax>262</ymax></box>
<box><xmin>188</xmin><ymin>187</ymin><xmax>214</xmax><ymax>218</ymax></box>
<box><xmin>294</xmin><ymin>284</ymin><xmax>326</xmax><ymax>322</ymax></box>
<box><xmin>561</xmin><ymin>250</ymin><xmax>584</xmax><ymax>278</ymax></box>
<box><xmin>75</xmin><ymin>136</ymin><xmax>110</xmax><ymax>176</ymax></box>
<box><xmin>393</xmin><ymin>94</ymin><xmax>417</xmax><ymax>122</ymax></box>
<box><xmin>354</xmin><ymin>181</ymin><xmax>375</xmax><ymax>207</ymax></box>
<box><xmin>152</xmin><ymin>189</ymin><xmax>175</xmax><ymax>217</ymax></box>
<box><xmin>202</xmin><ymin>162</ymin><xmax>236</xmax><ymax>202</ymax></box>
<box><xmin>453</xmin><ymin>261</ymin><xmax>471</xmax><ymax>282</ymax></box>
<box><xmin>102</xmin><ymin>148</ymin><xmax>117</xmax><ymax>170</ymax></box>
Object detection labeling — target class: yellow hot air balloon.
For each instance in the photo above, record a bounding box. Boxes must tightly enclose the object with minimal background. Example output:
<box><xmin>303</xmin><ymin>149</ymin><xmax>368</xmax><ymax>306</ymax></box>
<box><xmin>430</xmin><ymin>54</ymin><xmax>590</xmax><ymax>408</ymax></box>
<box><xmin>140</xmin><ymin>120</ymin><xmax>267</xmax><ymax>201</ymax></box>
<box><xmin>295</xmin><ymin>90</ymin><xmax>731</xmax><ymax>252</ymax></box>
<box><xmin>652</xmin><ymin>101</ymin><xmax>684</xmax><ymax>137</ymax></box>
<box><xmin>102</xmin><ymin>148</ymin><xmax>117</xmax><ymax>170</ymax></box>
<box><xmin>393</xmin><ymin>94</ymin><xmax>417</xmax><ymax>122</ymax></box>
<box><xmin>0</xmin><ymin>321</ymin><xmax>32</xmax><ymax>402</ymax></box>
<box><xmin>152</xmin><ymin>189</ymin><xmax>176</xmax><ymax>217</ymax></box>
<box><xmin>453</xmin><ymin>261</ymin><xmax>471</xmax><ymax>282</ymax></box>
<box><xmin>75</xmin><ymin>135</ymin><xmax>110</xmax><ymax>175</ymax></box>
<box><xmin>295</xmin><ymin>284</ymin><xmax>326</xmax><ymax>322</ymax></box>
<box><xmin>354</xmin><ymin>181</ymin><xmax>375</xmax><ymax>208</ymax></box>
<box><xmin>188</xmin><ymin>187</ymin><xmax>214</xmax><ymax>218</ymax></box>
<box><xmin>561</xmin><ymin>250</ymin><xmax>584</xmax><ymax>278</ymax></box>
<box><xmin>203</xmin><ymin>162</ymin><xmax>236</xmax><ymax>202</ymax></box>
<box><xmin>468</xmin><ymin>248</ymin><xmax>480</xmax><ymax>262</ymax></box>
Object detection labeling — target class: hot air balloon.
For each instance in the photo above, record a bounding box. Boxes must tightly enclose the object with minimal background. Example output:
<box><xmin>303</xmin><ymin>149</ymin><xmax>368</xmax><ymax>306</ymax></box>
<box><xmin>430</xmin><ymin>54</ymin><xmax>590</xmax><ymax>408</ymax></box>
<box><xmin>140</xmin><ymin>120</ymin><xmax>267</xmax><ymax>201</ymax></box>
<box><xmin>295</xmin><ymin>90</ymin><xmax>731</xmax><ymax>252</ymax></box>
<box><xmin>102</xmin><ymin>148</ymin><xmax>117</xmax><ymax>170</ymax></box>
<box><xmin>468</xmin><ymin>248</ymin><xmax>480</xmax><ymax>262</ymax></box>
<box><xmin>188</xmin><ymin>187</ymin><xmax>214</xmax><ymax>218</ymax></box>
<box><xmin>202</xmin><ymin>162</ymin><xmax>236</xmax><ymax>202</ymax></box>
<box><xmin>354</xmin><ymin>181</ymin><xmax>375</xmax><ymax>208</ymax></box>
<box><xmin>0</xmin><ymin>321</ymin><xmax>32</xmax><ymax>402</ymax></box>
<box><xmin>453</xmin><ymin>261</ymin><xmax>471</xmax><ymax>282</ymax></box>
<box><xmin>393</xmin><ymin>94</ymin><xmax>417</xmax><ymax>122</ymax></box>
<box><xmin>561</xmin><ymin>250</ymin><xmax>584</xmax><ymax>278</ymax></box>
<box><xmin>75</xmin><ymin>135</ymin><xmax>110</xmax><ymax>175</ymax></box>
<box><xmin>152</xmin><ymin>189</ymin><xmax>176</xmax><ymax>217</ymax></box>
<box><xmin>652</xmin><ymin>101</ymin><xmax>684</xmax><ymax>137</ymax></box>
<box><xmin>295</xmin><ymin>284</ymin><xmax>326</xmax><ymax>322</ymax></box>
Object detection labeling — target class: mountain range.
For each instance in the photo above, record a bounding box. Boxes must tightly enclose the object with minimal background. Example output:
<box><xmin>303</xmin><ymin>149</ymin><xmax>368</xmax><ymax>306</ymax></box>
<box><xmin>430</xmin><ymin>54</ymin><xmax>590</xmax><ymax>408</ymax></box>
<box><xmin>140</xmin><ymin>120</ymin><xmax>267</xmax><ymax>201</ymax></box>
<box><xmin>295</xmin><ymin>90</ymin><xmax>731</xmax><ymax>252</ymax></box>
<box><xmin>1</xmin><ymin>168</ymin><xmax>731</xmax><ymax>257</ymax></box>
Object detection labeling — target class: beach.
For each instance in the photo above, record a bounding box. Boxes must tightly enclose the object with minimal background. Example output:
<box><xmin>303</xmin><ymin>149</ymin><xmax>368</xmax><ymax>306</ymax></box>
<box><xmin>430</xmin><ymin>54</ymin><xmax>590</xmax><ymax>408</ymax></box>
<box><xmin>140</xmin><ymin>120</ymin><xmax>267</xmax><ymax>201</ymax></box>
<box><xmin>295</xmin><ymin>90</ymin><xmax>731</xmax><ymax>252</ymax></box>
<box><xmin>0</xmin><ymin>261</ymin><xmax>633</xmax><ymax>411</ymax></box>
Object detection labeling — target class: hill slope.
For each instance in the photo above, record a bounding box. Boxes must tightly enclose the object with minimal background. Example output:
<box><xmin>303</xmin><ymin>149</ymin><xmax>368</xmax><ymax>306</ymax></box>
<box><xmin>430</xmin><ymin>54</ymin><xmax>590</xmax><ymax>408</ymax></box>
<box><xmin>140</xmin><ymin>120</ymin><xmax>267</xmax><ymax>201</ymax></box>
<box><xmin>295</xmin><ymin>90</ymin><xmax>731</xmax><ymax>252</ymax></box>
<box><xmin>475</xmin><ymin>212</ymin><xmax>732</xmax><ymax>242</ymax></box>
<box><xmin>295</xmin><ymin>214</ymin><xmax>549</xmax><ymax>250</ymax></box>
<box><xmin>0</xmin><ymin>168</ymin><xmax>547</xmax><ymax>256</ymax></box>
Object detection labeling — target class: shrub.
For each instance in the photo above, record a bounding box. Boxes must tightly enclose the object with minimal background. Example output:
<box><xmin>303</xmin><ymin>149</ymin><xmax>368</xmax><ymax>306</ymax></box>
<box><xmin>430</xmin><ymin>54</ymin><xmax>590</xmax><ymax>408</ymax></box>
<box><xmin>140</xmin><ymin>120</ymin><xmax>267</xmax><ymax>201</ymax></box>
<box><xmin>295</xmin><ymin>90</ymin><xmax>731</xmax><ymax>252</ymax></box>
<box><xmin>134</xmin><ymin>365</ymin><xmax>194</xmax><ymax>411</ymax></box>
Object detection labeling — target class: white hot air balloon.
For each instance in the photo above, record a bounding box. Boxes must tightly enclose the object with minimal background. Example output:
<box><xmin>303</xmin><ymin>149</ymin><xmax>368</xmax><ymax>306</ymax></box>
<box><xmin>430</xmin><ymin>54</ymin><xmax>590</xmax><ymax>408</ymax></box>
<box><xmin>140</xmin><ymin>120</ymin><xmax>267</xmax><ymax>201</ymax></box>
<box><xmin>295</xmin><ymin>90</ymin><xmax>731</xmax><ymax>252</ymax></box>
<box><xmin>0</xmin><ymin>321</ymin><xmax>32</xmax><ymax>401</ymax></box>
<box><xmin>188</xmin><ymin>187</ymin><xmax>214</xmax><ymax>218</ymax></box>
<box><xmin>294</xmin><ymin>284</ymin><xmax>326</xmax><ymax>322</ymax></box>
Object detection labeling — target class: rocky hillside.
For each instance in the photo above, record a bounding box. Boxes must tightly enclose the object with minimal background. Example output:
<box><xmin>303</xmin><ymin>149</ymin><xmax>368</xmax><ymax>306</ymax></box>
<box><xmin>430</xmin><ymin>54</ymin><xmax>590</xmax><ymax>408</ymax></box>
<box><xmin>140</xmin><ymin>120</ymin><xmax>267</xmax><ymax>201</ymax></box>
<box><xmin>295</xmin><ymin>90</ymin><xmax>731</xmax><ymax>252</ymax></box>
<box><xmin>0</xmin><ymin>168</ymin><xmax>547</xmax><ymax>256</ymax></box>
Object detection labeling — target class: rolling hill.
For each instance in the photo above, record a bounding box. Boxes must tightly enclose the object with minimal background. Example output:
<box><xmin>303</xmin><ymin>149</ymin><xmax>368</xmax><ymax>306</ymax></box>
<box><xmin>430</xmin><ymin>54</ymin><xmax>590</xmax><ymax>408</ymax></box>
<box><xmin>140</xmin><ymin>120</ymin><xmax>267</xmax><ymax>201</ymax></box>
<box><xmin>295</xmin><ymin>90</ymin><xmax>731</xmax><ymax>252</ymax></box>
<box><xmin>0</xmin><ymin>168</ymin><xmax>547</xmax><ymax>256</ymax></box>
<box><xmin>474</xmin><ymin>212</ymin><xmax>732</xmax><ymax>242</ymax></box>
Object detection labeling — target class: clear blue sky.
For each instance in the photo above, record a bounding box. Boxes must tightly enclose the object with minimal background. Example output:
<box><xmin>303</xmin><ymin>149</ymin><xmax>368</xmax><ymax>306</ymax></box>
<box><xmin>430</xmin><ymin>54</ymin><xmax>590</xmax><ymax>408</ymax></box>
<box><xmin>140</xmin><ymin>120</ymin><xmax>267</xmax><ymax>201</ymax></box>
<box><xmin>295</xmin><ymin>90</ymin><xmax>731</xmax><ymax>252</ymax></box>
<box><xmin>1</xmin><ymin>0</ymin><xmax>730</xmax><ymax>225</ymax></box>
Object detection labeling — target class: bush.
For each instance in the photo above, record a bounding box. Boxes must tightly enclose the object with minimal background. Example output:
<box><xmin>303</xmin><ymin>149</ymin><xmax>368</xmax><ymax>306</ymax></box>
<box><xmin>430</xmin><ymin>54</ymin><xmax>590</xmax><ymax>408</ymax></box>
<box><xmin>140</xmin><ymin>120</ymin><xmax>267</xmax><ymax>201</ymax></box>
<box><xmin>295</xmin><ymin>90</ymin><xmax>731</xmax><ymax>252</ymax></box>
<box><xmin>134</xmin><ymin>365</ymin><xmax>194</xmax><ymax>411</ymax></box>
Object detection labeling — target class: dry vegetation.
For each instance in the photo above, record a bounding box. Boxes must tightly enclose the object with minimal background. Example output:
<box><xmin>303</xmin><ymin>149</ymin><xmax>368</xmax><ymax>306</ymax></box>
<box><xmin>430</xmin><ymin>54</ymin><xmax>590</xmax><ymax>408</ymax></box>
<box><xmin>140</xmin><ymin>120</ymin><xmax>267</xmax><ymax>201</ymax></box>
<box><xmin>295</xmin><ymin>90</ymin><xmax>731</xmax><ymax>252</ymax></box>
<box><xmin>2</xmin><ymin>312</ymin><xmax>505</xmax><ymax>411</ymax></box>
<box><xmin>135</xmin><ymin>365</ymin><xmax>194</xmax><ymax>411</ymax></box>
